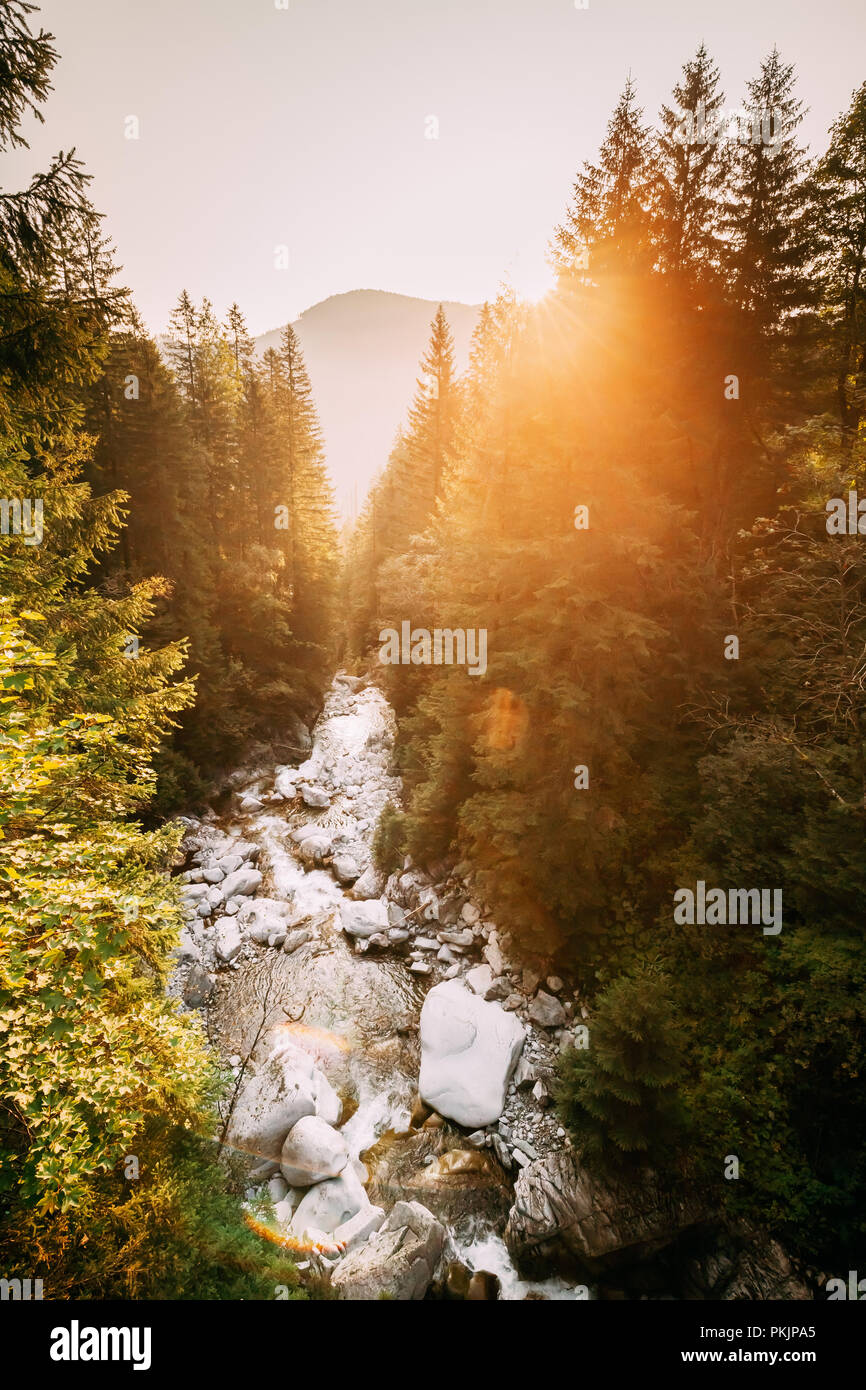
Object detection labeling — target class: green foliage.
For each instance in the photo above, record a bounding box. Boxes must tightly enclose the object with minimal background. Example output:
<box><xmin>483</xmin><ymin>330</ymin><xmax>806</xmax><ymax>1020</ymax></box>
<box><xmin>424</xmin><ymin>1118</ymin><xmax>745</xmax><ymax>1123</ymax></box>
<box><xmin>556</xmin><ymin>964</ymin><xmax>688</xmax><ymax>1165</ymax></box>
<box><xmin>0</xmin><ymin>1121</ymin><xmax>306</xmax><ymax>1300</ymax></box>
<box><xmin>372</xmin><ymin>800</ymin><xmax>407</xmax><ymax>875</ymax></box>
<box><xmin>345</xmin><ymin>56</ymin><xmax>866</xmax><ymax>1269</ymax></box>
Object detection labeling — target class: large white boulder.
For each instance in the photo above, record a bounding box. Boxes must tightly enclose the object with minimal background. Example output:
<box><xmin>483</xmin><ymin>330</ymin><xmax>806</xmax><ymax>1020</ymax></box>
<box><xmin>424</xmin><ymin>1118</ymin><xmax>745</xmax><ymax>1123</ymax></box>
<box><xmin>280</xmin><ymin>1116</ymin><xmax>349</xmax><ymax>1187</ymax></box>
<box><xmin>268</xmin><ymin>1038</ymin><xmax>343</xmax><ymax>1127</ymax></box>
<box><xmin>227</xmin><ymin>1058</ymin><xmax>315</xmax><ymax>1162</ymax></box>
<box><xmin>340</xmin><ymin>898</ymin><xmax>389</xmax><ymax>939</ymax></box>
<box><xmin>226</xmin><ymin>1038</ymin><xmax>341</xmax><ymax>1161</ymax></box>
<box><xmin>419</xmin><ymin>979</ymin><xmax>526</xmax><ymax>1128</ymax></box>
<box><xmin>290</xmin><ymin>1164</ymin><xmax>369</xmax><ymax>1238</ymax></box>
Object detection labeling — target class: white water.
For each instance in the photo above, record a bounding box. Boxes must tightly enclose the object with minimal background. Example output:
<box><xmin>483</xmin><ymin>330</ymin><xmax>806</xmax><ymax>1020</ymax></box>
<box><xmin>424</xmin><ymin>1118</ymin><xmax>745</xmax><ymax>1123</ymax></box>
<box><xmin>193</xmin><ymin>672</ymin><xmax>590</xmax><ymax>1298</ymax></box>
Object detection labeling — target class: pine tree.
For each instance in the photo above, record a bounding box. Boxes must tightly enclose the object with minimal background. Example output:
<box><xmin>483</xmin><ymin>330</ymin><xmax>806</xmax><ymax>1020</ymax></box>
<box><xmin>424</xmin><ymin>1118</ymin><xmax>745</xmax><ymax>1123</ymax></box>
<box><xmin>555</xmin><ymin>77</ymin><xmax>656</xmax><ymax>278</ymax></box>
<box><xmin>556</xmin><ymin>965</ymin><xmax>687</xmax><ymax>1163</ymax></box>
<box><xmin>812</xmin><ymin>82</ymin><xmax>866</xmax><ymax>449</ymax></box>
<box><xmin>722</xmin><ymin>49</ymin><xmax>814</xmax><ymax>403</ymax></box>
<box><xmin>0</xmin><ymin>1</ymin><xmax>127</xmax><ymax>453</ymax></box>
<box><xmin>654</xmin><ymin>44</ymin><xmax>729</xmax><ymax>287</ymax></box>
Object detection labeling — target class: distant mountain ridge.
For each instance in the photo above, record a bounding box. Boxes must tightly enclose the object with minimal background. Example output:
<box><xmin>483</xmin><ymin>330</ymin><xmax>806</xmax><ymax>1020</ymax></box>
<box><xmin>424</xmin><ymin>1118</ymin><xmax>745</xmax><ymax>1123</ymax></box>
<box><xmin>255</xmin><ymin>289</ymin><xmax>480</xmax><ymax>517</ymax></box>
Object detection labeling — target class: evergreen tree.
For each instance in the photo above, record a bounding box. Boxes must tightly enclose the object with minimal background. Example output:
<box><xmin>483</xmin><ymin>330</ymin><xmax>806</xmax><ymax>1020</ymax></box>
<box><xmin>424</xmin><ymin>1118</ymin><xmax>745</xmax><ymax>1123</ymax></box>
<box><xmin>654</xmin><ymin>43</ymin><xmax>729</xmax><ymax>287</ymax></box>
<box><xmin>555</xmin><ymin>77</ymin><xmax>656</xmax><ymax>277</ymax></box>
<box><xmin>812</xmin><ymin>82</ymin><xmax>866</xmax><ymax>448</ymax></box>
<box><xmin>556</xmin><ymin>965</ymin><xmax>687</xmax><ymax>1163</ymax></box>
<box><xmin>722</xmin><ymin>49</ymin><xmax>814</xmax><ymax>405</ymax></box>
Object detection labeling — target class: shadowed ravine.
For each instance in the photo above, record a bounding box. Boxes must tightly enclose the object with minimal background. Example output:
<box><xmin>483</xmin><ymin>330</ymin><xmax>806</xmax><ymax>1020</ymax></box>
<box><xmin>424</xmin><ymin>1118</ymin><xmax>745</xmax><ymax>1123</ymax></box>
<box><xmin>171</xmin><ymin>672</ymin><xmax>587</xmax><ymax>1299</ymax></box>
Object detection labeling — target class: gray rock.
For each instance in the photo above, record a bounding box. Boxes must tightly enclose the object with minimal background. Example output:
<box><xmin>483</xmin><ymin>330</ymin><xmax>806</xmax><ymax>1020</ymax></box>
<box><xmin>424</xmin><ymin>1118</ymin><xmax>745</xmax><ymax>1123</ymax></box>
<box><xmin>268</xmin><ymin>1174</ymin><xmax>289</xmax><ymax>1205</ymax></box>
<box><xmin>183</xmin><ymin>964</ymin><xmax>215</xmax><ymax>1007</ymax></box>
<box><xmin>528</xmin><ymin>991</ymin><xmax>567</xmax><ymax>1029</ymax></box>
<box><xmin>274</xmin><ymin>767</ymin><xmax>298</xmax><ymax>799</ymax></box>
<box><xmin>299</xmin><ymin>784</ymin><xmax>331</xmax><ymax>810</ymax></box>
<box><xmin>291</xmin><ymin>824</ymin><xmax>325</xmax><ymax>843</ymax></box>
<box><xmin>513</xmin><ymin>1054</ymin><xmax>539</xmax><ymax>1090</ymax></box>
<box><xmin>504</xmin><ymin>1151</ymin><xmax>709</xmax><ymax>1275</ymax></box>
<box><xmin>226</xmin><ymin>1042</ymin><xmax>319</xmax><ymax>1161</ymax></box>
<box><xmin>202</xmin><ymin>866</ymin><xmax>225</xmax><ymax>884</ymax></box>
<box><xmin>350</xmin><ymin>864</ymin><xmax>386</xmax><ymax>900</ymax></box>
<box><xmin>531</xmin><ymin>1079</ymin><xmax>551</xmax><ymax>1108</ymax></box>
<box><xmin>239</xmin><ymin>795</ymin><xmax>263</xmax><ymax>813</ymax></box>
<box><xmin>215</xmin><ymin>917</ymin><xmax>243</xmax><ymax>962</ymax></box>
<box><xmin>333</xmin><ymin>1205</ymin><xmax>386</xmax><ymax>1253</ymax></box>
<box><xmin>483</xmin><ymin>934</ymin><xmax>507</xmax><ymax>976</ymax></box>
<box><xmin>332</xmin><ymin>855</ymin><xmax>361</xmax><ymax>885</ymax></box>
<box><xmin>221</xmin><ymin>866</ymin><xmax>262</xmax><ymax>899</ymax></box>
<box><xmin>513</xmin><ymin>1136</ymin><xmax>539</xmax><ymax>1161</ymax></box>
<box><xmin>491</xmin><ymin>1133</ymin><xmax>512</xmax><ymax>1170</ymax></box>
<box><xmin>330</xmin><ymin>1201</ymin><xmax>446</xmax><ymax>1301</ymax></box>
<box><xmin>437</xmin><ymin>927</ymin><xmax>474</xmax><ymax>948</ymax></box>
<box><xmin>340</xmin><ymin>898</ymin><xmax>389</xmax><ymax>939</ymax></box>
<box><xmin>175</xmin><ymin>927</ymin><xmax>201</xmax><ymax>963</ymax></box>
<box><xmin>217</xmin><ymin>853</ymin><xmax>245</xmax><ymax>875</ymax></box>
<box><xmin>283</xmin><ymin>927</ymin><xmax>312</xmax><ymax>955</ymax></box>
<box><xmin>465</xmin><ymin>963</ymin><xmax>494</xmax><ymax>996</ymax></box>
<box><xmin>238</xmin><ymin>898</ymin><xmax>292</xmax><ymax>944</ymax></box>
<box><xmin>181</xmin><ymin>882</ymin><xmax>210</xmax><ymax>901</ymax></box>
<box><xmin>297</xmin><ymin>834</ymin><xmax>332</xmax><ymax>863</ymax></box>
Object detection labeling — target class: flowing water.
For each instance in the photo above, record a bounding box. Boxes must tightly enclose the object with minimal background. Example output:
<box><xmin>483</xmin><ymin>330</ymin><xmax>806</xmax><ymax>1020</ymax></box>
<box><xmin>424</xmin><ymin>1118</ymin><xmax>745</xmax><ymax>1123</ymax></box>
<box><xmin>190</xmin><ymin>672</ymin><xmax>588</xmax><ymax>1298</ymax></box>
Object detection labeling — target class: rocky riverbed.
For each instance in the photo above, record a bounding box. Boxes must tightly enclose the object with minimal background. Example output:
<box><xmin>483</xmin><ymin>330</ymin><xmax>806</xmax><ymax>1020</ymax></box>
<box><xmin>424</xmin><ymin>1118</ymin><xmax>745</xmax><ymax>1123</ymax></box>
<box><xmin>168</xmin><ymin>670</ymin><xmax>815</xmax><ymax>1302</ymax></box>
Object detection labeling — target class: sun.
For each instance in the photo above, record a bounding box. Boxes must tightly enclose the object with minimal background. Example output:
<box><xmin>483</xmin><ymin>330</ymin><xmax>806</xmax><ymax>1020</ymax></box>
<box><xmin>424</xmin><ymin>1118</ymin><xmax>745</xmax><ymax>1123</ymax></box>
<box><xmin>505</xmin><ymin>241</ymin><xmax>558</xmax><ymax>303</ymax></box>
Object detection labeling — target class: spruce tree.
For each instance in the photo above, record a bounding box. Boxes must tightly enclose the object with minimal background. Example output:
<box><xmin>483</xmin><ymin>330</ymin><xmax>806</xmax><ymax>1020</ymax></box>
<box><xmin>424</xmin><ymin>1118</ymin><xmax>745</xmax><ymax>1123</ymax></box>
<box><xmin>556</xmin><ymin>965</ymin><xmax>687</xmax><ymax>1163</ymax></box>
<box><xmin>555</xmin><ymin>76</ymin><xmax>656</xmax><ymax>277</ymax></box>
<box><xmin>654</xmin><ymin>44</ymin><xmax>729</xmax><ymax>287</ymax></box>
<box><xmin>812</xmin><ymin>82</ymin><xmax>866</xmax><ymax>449</ymax></box>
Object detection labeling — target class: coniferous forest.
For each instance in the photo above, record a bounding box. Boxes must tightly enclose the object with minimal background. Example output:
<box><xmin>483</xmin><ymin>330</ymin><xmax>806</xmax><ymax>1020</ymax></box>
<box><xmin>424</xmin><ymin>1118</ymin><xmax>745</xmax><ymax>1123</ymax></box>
<box><xmin>1</xmin><ymin>0</ymin><xmax>866</xmax><ymax>1338</ymax></box>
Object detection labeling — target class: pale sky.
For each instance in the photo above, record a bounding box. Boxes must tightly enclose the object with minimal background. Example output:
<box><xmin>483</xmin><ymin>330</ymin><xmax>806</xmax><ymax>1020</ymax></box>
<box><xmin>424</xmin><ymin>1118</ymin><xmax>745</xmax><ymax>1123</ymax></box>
<box><xmin>5</xmin><ymin>0</ymin><xmax>865</xmax><ymax>337</ymax></box>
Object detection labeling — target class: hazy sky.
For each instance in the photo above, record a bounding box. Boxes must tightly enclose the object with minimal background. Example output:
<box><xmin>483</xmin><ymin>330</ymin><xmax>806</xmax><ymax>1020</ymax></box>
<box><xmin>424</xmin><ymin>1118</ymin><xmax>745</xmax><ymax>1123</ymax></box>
<box><xmin>5</xmin><ymin>0</ymin><xmax>865</xmax><ymax>337</ymax></box>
